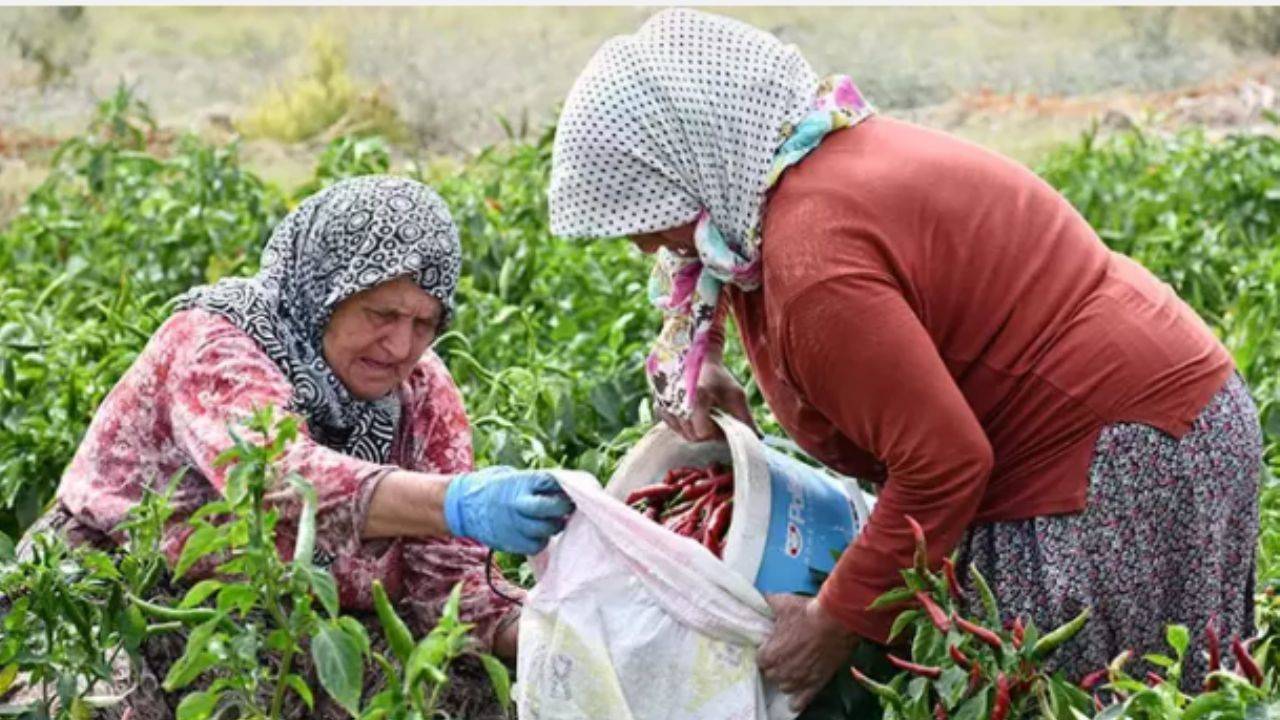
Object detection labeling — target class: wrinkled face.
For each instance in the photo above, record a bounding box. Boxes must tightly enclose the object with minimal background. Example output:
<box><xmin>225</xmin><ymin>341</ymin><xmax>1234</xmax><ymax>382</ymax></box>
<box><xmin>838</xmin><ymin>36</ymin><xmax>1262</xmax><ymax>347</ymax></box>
<box><xmin>323</xmin><ymin>275</ymin><xmax>443</xmax><ymax>401</ymax></box>
<box><xmin>628</xmin><ymin>221</ymin><xmax>698</xmax><ymax>257</ymax></box>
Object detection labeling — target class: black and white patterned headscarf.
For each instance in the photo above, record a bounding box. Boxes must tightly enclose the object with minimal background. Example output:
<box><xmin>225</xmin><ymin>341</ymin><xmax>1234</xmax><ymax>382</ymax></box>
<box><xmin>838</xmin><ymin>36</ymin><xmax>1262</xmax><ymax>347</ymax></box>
<box><xmin>176</xmin><ymin>176</ymin><xmax>462</xmax><ymax>463</ymax></box>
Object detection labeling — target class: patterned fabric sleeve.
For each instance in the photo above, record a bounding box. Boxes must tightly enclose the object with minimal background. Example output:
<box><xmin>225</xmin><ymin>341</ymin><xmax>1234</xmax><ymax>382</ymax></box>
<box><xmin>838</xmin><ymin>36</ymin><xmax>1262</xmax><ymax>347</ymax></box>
<box><xmin>395</xmin><ymin>352</ymin><xmax>525</xmax><ymax>652</ymax></box>
<box><xmin>165</xmin><ymin>313</ymin><xmax>395</xmax><ymax>576</ymax></box>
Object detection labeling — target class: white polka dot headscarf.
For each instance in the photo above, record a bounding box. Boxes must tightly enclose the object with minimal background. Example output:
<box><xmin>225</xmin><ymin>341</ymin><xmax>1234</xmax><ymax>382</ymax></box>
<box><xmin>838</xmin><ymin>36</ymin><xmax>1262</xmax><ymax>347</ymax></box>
<box><xmin>550</xmin><ymin>8</ymin><xmax>817</xmax><ymax>244</ymax></box>
<box><xmin>550</xmin><ymin>8</ymin><xmax>874</xmax><ymax>418</ymax></box>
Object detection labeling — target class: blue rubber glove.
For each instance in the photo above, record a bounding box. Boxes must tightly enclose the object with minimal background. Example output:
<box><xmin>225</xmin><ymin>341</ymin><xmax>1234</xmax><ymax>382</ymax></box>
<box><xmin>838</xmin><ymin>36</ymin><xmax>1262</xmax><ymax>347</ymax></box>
<box><xmin>443</xmin><ymin>467</ymin><xmax>575</xmax><ymax>555</ymax></box>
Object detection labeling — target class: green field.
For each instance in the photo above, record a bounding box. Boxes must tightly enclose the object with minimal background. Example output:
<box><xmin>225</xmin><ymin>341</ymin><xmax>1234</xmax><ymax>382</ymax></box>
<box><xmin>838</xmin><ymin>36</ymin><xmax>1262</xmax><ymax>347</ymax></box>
<box><xmin>1</xmin><ymin>8</ymin><xmax>1279</xmax><ymax>717</ymax></box>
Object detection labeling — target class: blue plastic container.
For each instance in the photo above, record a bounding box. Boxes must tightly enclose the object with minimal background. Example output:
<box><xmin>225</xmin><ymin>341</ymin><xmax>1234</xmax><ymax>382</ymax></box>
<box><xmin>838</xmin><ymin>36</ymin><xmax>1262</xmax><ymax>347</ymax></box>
<box><xmin>753</xmin><ymin>448</ymin><xmax>864</xmax><ymax>596</ymax></box>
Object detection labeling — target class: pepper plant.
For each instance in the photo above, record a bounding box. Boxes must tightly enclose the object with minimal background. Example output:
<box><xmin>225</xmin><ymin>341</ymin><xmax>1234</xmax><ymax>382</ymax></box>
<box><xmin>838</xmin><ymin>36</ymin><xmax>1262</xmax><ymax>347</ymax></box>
<box><xmin>146</xmin><ymin>406</ymin><xmax>509</xmax><ymax>719</ymax></box>
<box><xmin>852</xmin><ymin>517</ymin><xmax>1280</xmax><ymax>719</ymax></box>
<box><xmin>0</xmin><ymin>479</ymin><xmax>175</xmax><ymax>718</ymax></box>
<box><xmin>851</xmin><ymin>517</ymin><xmax>1094</xmax><ymax>719</ymax></box>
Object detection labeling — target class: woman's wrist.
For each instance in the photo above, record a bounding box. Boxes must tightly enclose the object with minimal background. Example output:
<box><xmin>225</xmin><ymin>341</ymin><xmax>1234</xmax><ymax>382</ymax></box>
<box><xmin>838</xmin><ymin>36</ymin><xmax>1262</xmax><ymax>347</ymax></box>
<box><xmin>361</xmin><ymin>470</ymin><xmax>452</xmax><ymax>539</ymax></box>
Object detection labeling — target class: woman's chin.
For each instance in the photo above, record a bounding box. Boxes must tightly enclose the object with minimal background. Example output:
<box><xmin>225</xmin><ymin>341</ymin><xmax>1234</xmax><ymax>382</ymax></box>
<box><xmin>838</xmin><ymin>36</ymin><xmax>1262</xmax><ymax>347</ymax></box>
<box><xmin>344</xmin><ymin>376</ymin><xmax>398</xmax><ymax>402</ymax></box>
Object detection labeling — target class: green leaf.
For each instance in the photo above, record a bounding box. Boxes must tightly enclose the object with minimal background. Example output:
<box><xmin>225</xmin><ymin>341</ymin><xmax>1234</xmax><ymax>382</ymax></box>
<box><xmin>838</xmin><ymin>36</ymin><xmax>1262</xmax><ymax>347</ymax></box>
<box><xmin>174</xmin><ymin>525</ymin><xmax>227</xmax><ymax>579</ymax></box>
<box><xmin>337</xmin><ymin>615</ymin><xmax>372</xmax><ymax>658</ymax></box>
<box><xmin>119</xmin><ymin>603</ymin><xmax>148</xmax><ymax>651</ymax></box>
<box><xmin>306</xmin><ymin>567</ymin><xmax>340</xmax><ymax>618</ymax></box>
<box><xmin>0</xmin><ymin>664</ymin><xmax>18</xmax><ymax>697</ymax></box>
<box><xmin>285</xmin><ymin>673</ymin><xmax>316</xmax><ymax>710</ymax></box>
<box><xmin>1182</xmin><ymin>691</ymin><xmax>1236</xmax><ymax>720</ymax></box>
<box><xmin>887</xmin><ymin>609</ymin><xmax>921</xmax><ymax>644</ymax></box>
<box><xmin>478</xmin><ymin>653</ymin><xmax>511</xmax><ymax>710</ymax></box>
<box><xmin>936</xmin><ymin>665</ymin><xmax>968</xmax><ymax>708</ymax></box>
<box><xmin>215</xmin><ymin>585</ymin><xmax>258</xmax><ymax>616</ymax></box>
<box><xmin>163</xmin><ymin>618</ymin><xmax>224</xmax><ymax>690</ymax></box>
<box><xmin>179</xmin><ymin>579</ymin><xmax>224</xmax><ymax>609</ymax></box>
<box><xmin>951</xmin><ymin>689</ymin><xmax>987</xmax><ymax>720</ymax></box>
<box><xmin>313</xmin><ymin>621</ymin><xmax>364</xmax><ymax>717</ymax></box>
<box><xmin>175</xmin><ymin>689</ymin><xmax>220</xmax><ymax>720</ymax></box>
<box><xmin>869</xmin><ymin>586</ymin><xmax>916</xmax><ymax>611</ymax></box>
<box><xmin>406</xmin><ymin>633</ymin><xmax>450</xmax><ymax>691</ymax></box>
<box><xmin>164</xmin><ymin>648</ymin><xmax>220</xmax><ymax>692</ymax></box>
<box><xmin>1165</xmin><ymin>623</ymin><xmax>1189</xmax><ymax>658</ymax></box>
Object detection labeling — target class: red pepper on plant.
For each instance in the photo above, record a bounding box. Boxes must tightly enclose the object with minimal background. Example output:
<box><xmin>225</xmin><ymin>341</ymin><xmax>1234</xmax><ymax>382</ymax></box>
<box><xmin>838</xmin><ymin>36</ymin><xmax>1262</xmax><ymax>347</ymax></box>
<box><xmin>905</xmin><ymin>514</ymin><xmax>928</xmax><ymax>573</ymax></box>
<box><xmin>948</xmin><ymin>645</ymin><xmax>972</xmax><ymax>669</ymax></box>
<box><xmin>1079</xmin><ymin>668</ymin><xmax>1108</xmax><ymax>690</ymax></box>
<box><xmin>953</xmin><ymin>613</ymin><xmax>1004</xmax><ymax>651</ymax></box>
<box><xmin>991</xmin><ymin>673</ymin><xmax>1011</xmax><ymax>720</ymax></box>
<box><xmin>916</xmin><ymin>591</ymin><xmax>951</xmax><ymax>633</ymax></box>
<box><xmin>966</xmin><ymin>662</ymin><xmax>982</xmax><ymax>695</ymax></box>
<box><xmin>887</xmin><ymin>654</ymin><xmax>943</xmax><ymax>680</ymax></box>
<box><xmin>1011</xmin><ymin>617</ymin><xmax>1025</xmax><ymax>650</ymax></box>
<box><xmin>942</xmin><ymin>556</ymin><xmax>964</xmax><ymax>600</ymax></box>
<box><xmin>1231</xmin><ymin>636</ymin><xmax>1264</xmax><ymax>687</ymax></box>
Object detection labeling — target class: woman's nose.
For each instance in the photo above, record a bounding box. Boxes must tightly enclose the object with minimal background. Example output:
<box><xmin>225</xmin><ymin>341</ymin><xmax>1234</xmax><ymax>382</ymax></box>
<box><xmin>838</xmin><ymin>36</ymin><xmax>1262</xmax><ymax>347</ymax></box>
<box><xmin>382</xmin><ymin>319</ymin><xmax>414</xmax><ymax>359</ymax></box>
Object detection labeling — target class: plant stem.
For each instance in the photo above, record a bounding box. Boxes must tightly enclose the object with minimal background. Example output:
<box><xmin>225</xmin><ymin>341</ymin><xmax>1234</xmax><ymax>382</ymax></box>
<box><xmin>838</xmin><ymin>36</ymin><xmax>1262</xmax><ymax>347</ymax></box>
<box><xmin>269</xmin><ymin>642</ymin><xmax>297</xmax><ymax>719</ymax></box>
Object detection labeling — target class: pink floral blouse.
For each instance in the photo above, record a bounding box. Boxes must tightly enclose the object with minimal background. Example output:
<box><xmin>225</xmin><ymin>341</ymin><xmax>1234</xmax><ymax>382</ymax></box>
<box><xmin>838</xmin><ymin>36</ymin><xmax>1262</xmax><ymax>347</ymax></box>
<box><xmin>57</xmin><ymin>308</ymin><xmax>521</xmax><ymax>649</ymax></box>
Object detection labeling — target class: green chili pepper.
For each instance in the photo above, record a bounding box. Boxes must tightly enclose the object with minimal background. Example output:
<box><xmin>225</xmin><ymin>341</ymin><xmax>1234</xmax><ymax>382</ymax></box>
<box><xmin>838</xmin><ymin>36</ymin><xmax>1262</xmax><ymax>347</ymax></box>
<box><xmin>1030</xmin><ymin>607</ymin><xmax>1090</xmax><ymax>660</ymax></box>
<box><xmin>129</xmin><ymin>593</ymin><xmax>219</xmax><ymax>623</ymax></box>
<box><xmin>373</xmin><ymin>580</ymin><xmax>415</xmax><ymax>665</ymax></box>
<box><xmin>850</xmin><ymin>667</ymin><xmax>903</xmax><ymax>710</ymax></box>
<box><xmin>967</xmin><ymin>564</ymin><xmax>1001</xmax><ymax>628</ymax></box>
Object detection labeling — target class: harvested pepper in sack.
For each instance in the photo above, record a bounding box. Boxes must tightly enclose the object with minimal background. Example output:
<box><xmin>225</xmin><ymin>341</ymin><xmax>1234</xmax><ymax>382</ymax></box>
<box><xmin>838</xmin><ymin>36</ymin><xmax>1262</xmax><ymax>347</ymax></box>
<box><xmin>627</xmin><ymin>463</ymin><xmax>735</xmax><ymax>557</ymax></box>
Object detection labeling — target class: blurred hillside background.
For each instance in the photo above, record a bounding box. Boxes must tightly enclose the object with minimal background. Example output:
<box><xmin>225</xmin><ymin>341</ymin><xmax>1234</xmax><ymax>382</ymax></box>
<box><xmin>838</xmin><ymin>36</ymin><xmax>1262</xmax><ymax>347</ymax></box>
<box><xmin>1</xmin><ymin>6</ymin><xmax>1279</xmax><ymax>221</ymax></box>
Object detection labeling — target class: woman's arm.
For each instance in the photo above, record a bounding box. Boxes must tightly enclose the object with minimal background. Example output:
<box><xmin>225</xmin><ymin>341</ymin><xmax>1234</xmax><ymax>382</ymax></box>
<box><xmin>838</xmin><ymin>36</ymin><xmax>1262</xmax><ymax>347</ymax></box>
<box><xmin>782</xmin><ymin>273</ymin><xmax>994</xmax><ymax>642</ymax></box>
<box><xmin>166</xmin><ymin>318</ymin><xmax>404</xmax><ymax>538</ymax></box>
<box><xmin>361</xmin><ymin>470</ymin><xmax>451</xmax><ymax>538</ymax></box>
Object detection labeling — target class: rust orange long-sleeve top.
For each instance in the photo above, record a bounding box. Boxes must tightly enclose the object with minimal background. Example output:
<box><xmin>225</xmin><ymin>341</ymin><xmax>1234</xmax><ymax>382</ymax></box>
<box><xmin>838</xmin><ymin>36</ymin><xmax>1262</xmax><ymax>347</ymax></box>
<box><xmin>716</xmin><ymin>117</ymin><xmax>1235</xmax><ymax>643</ymax></box>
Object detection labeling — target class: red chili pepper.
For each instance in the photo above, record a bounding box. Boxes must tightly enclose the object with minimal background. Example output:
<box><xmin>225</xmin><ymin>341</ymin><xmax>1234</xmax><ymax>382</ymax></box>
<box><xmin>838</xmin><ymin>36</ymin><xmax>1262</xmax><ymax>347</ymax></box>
<box><xmin>645</xmin><ymin>505</ymin><xmax>660</xmax><ymax>521</ymax></box>
<box><xmin>1011</xmin><ymin>617</ymin><xmax>1025</xmax><ymax>650</ymax></box>
<box><xmin>1093</xmin><ymin>693</ymin><xmax>1104</xmax><ymax>712</ymax></box>
<box><xmin>706</xmin><ymin>499</ymin><xmax>733</xmax><ymax>548</ymax></box>
<box><xmin>948</xmin><ymin>645</ymin><xmax>972</xmax><ymax>669</ymax></box>
<box><xmin>916</xmin><ymin>591</ymin><xmax>952</xmax><ymax>633</ymax></box>
<box><xmin>954</xmin><ymin>613</ymin><xmax>1004</xmax><ymax>651</ymax></box>
<box><xmin>933</xmin><ymin>701</ymin><xmax>947</xmax><ymax>720</ymax></box>
<box><xmin>967</xmin><ymin>663</ymin><xmax>982</xmax><ymax>694</ymax></box>
<box><xmin>887</xmin><ymin>654</ymin><xmax>943</xmax><ymax>680</ymax></box>
<box><xmin>626</xmin><ymin>483</ymin><xmax>679</xmax><ymax>505</ymax></box>
<box><xmin>943</xmin><ymin>557</ymin><xmax>965</xmax><ymax>601</ymax></box>
<box><xmin>1206</xmin><ymin>616</ymin><xmax>1222</xmax><ymax>672</ymax></box>
<box><xmin>1079</xmin><ymin>668</ymin><xmax>1108</xmax><ymax>690</ymax></box>
<box><xmin>1205</xmin><ymin>616</ymin><xmax>1222</xmax><ymax>690</ymax></box>
<box><xmin>1146</xmin><ymin>672</ymin><xmax>1164</xmax><ymax>687</ymax></box>
<box><xmin>991</xmin><ymin>673</ymin><xmax>1011</xmax><ymax>720</ymax></box>
<box><xmin>905</xmin><ymin>514</ymin><xmax>927</xmax><ymax>571</ymax></box>
<box><xmin>677</xmin><ymin>477</ymin><xmax>721</xmax><ymax>502</ymax></box>
<box><xmin>1232</xmin><ymin>636</ymin><xmax>1264</xmax><ymax>687</ymax></box>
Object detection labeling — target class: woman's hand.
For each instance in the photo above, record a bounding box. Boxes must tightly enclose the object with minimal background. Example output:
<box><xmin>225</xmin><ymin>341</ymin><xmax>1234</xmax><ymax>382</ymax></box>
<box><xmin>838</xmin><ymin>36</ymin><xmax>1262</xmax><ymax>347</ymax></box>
<box><xmin>658</xmin><ymin>358</ymin><xmax>759</xmax><ymax>442</ymax></box>
<box><xmin>758</xmin><ymin>594</ymin><xmax>859</xmax><ymax>712</ymax></box>
<box><xmin>493</xmin><ymin>611</ymin><xmax>520</xmax><ymax>662</ymax></box>
<box><xmin>443</xmin><ymin>468</ymin><xmax>575</xmax><ymax>555</ymax></box>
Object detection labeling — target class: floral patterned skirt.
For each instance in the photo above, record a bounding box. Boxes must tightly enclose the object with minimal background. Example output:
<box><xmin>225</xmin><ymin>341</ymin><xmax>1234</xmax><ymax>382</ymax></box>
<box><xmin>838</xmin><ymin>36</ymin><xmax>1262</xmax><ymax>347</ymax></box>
<box><xmin>956</xmin><ymin>373</ymin><xmax>1263</xmax><ymax>689</ymax></box>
